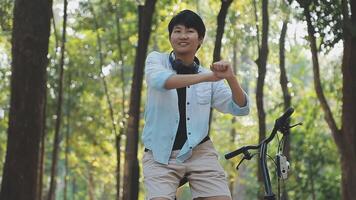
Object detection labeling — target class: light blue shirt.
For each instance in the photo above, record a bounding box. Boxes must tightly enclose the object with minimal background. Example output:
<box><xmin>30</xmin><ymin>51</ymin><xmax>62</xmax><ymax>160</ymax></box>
<box><xmin>142</xmin><ymin>51</ymin><xmax>250</xmax><ymax>164</ymax></box>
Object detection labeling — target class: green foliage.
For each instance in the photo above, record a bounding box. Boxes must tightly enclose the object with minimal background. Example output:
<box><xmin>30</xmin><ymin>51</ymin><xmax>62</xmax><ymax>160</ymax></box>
<box><xmin>287</xmin><ymin>92</ymin><xmax>341</xmax><ymax>199</ymax></box>
<box><xmin>0</xmin><ymin>0</ymin><xmax>13</xmax><ymax>32</ymax></box>
<box><xmin>0</xmin><ymin>33</ymin><xmax>11</xmax><ymax>177</ymax></box>
<box><xmin>293</xmin><ymin>0</ymin><xmax>343</xmax><ymax>52</ymax></box>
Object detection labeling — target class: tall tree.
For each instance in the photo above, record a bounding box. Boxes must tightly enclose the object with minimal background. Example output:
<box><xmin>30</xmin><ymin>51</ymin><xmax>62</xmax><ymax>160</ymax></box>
<box><xmin>209</xmin><ymin>0</ymin><xmax>233</xmax><ymax>132</ymax></box>
<box><xmin>122</xmin><ymin>0</ymin><xmax>156</xmax><ymax>199</ymax></box>
<box><xmin>279</xmin><ymin>19</ymin><xmax>290</xmax><ymax>157</ymax></box>
<box><xmin>340</xmin><ymin>0</ymin><xmax>356</xmax><ymax>197</ymax></box>
<box><xmin>279</xmin><ymin>19</ymin><xmax>291</xmax><ymax>200</ymax></box>
<box><xmin>253</xmin><ymin>0</ymin><xmax>269</xmax><ymax>198</ymax></box>
<box><xmin>113</xmin><ymin>0</ymin><xmax>127</xmax><ymax>199</ymax></box>
<box><xmin>296</xmin><ymin>0</ymin><xmax>356</xmax><ymax>199</ymax></box>
<box><xmin>0</xmin><ymin>0</ymin><xmax>52</xmax><ymax>199</ymax></box>
<box><xmin>47</xmin><ymin>0</ymin><xmax>68</xmax><ymax>199</ymax></box>
<box><xmin>89</xmin><ymin>2</ymin><xmax>122</xmax><ymax>199</ymax></box>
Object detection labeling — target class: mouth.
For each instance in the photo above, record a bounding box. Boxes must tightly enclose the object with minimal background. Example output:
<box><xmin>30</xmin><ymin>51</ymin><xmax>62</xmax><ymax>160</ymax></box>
<box><xmin>178</xmin><ymin>42</ymin><xmax>189</xmax><ymax>46</ymax></box>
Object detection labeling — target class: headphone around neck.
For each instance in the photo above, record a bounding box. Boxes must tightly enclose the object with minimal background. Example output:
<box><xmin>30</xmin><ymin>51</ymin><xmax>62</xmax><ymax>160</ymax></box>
<box><xmin>169</xmin><ymin>51</ymin><xmax>200</xmax><ymax>74</ymax></box>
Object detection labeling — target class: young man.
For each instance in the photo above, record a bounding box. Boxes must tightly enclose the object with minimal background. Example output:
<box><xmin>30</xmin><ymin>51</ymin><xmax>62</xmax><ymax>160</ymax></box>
<box><xmin>142</xmin><ymin>10</ymin><xmax>249</xmax><ymax>200</ymax></box>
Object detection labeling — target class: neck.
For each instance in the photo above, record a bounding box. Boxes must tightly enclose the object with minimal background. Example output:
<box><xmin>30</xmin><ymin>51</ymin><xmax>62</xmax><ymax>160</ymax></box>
<box><xmin>174</xmin><ymin>51</ymin><xmax>195</xmax><ymax>66</ymax></box>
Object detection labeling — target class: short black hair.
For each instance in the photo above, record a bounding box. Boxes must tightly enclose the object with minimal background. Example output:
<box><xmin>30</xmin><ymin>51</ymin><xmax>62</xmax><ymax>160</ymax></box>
<box><xmin>168</xmin><ymin>10</ymin><xmax>206</xmax><ymax>39</ymax></box>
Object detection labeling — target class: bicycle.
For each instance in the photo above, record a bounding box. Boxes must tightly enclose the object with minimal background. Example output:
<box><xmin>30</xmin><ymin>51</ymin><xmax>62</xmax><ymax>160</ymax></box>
<box><xmin>225</xmin><ymin>107</ymin><xmax>302</xmax><ymax>200</ymax></box>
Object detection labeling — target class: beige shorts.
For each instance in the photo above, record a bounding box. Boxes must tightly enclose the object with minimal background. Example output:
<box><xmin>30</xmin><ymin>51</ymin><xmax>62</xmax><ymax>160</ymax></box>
<box><xmin>142</xmin><ymin>140</ymin><xmax>231</xmax><ymax>200</ymax></box>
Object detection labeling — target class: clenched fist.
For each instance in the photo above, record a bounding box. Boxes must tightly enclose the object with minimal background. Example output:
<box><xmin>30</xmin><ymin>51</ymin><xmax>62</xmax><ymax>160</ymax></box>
<box><xmin>210</xmin><ymin>60</ymin><xmax>235</xmax><ymax>79</ymax></box>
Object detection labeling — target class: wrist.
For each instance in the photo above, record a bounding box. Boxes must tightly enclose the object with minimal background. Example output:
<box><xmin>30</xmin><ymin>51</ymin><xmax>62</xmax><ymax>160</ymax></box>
<box><xmin>199</xmin><ymin>73</ymin><xmax>208</xmax><ymax>81</ymax></box>
<box><xmin>226</xmin><ymin>75</ymin><xmax>236</xmax><ymax>82</ymax></box>
<box><xmin>202</xmin><ymin>72</ymin><xmax>214</xmax><ymax>82</ymax></box>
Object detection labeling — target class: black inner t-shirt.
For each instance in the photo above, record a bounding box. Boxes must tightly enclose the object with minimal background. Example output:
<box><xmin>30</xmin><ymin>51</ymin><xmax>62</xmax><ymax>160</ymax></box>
<box><xmin>172</xmin><ymin>65</ymin><xmax>210</xmax><ymax>150</ymax></box>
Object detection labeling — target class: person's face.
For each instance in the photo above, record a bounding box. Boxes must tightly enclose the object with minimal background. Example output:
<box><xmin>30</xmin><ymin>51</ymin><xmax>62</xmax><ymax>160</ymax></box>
<box><xmin>169</xmin><ymin>25</ymin><xmax>203</xmax><ymax>55</ymax></box>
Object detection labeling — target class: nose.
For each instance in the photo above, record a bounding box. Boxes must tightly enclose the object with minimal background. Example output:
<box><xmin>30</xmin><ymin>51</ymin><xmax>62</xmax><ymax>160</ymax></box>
<box><xmin>179</xmin><ymin>32</ymin><xmax>189</xmax><ymax>39</ymax></box>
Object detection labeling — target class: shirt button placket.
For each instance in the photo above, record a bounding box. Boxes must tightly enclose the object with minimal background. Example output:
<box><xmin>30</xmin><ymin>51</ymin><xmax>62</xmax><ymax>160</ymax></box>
<box><xmin>187</xmin><ymin>87</ymin><xmax>192</xmax><ymax>147</ymax></box>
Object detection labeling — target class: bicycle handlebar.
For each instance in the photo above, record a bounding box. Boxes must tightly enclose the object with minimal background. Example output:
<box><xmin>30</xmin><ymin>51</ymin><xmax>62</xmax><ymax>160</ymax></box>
<box><xmin>225</xmin><ymin>108</ymin><xmax>295</xmax><ymax>160</ymax></box>
<box><xmin>275</xmin><ymin>107</ymin><xmax>294</xmax><ymax>129</ymax></box>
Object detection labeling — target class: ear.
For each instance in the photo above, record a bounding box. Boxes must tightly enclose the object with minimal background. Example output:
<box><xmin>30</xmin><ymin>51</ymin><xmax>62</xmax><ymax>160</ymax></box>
<box><xmin>198</xmin><ymin>37</ymin><xmax>204</xmax><ymax>45</ymax></box>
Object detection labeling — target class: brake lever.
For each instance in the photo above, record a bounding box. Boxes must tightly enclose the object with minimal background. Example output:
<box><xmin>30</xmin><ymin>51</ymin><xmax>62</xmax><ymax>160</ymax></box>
<box><xmin>236</xmin><ymin>151</ymin><xmax>253</xmax><ymax>170</ymax></box>
<box><xmin>236</xmin><ymin>157</ymin><xmax>245</xmax><ymax>170</ymax></box>
<box><xmin>278</xmin><ymin>122</ymin><xmax>303</xmax><ymax>134</ymax></box>
<box><xmin>289</xmin><ymin>122</ymin><xmax>303</xmax><ymax>129</ymax></box>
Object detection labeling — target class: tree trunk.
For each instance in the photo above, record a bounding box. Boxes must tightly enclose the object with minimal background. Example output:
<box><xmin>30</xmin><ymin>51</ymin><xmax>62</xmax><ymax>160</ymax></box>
<box><xmin>213</xmin><ymin>0</ymin><xmax>233</xmax><ymax>62</ymax></box>
<box><xmin>47</xmin><ymin>0</ymin><xmax>68</xmax><ymax>199</ymax></box>
<box><xmin>256</xmin><ymin>0</ymin><xmax>268</xmax><ymax>147</ymax></box>
<box><xmin>340</xmin><ymin>0</ymin><xmax>356</xmax><ymax>199</ymax></box>
<box><xmin>0</xmin><ymin>0</ymin><xmax>52</xmax><ymax>199</ymax></box>
<box><xmin>255</xmin><ymin>0</ymin><xmax>269</xmax><ymax>198</ymax></box>
<box><xmin>90</xmin><ymin>4</ymin><xmax>125</xmax><ymax>200</ymax></box>
<box><xmin>279</xmin><ymin>20</ymin><xmax>291</xmax><ymax>156</ymax></box>
<box><xmin>114</xmin><ymin>0</ymin><xmax>127</xmax><ymax>199</ymax></box>
<box><xmin>253</xmin><ymin>0</ymin><xmax>260</xmax><ymax>50</ymax></box>
<box><xmin>122</xmin><ymin>1</ymin><xmax>156</xmax><ymax>199</ymax></box>
<box><xmin>279</xmin><ymin>19</ymin><xmax>291</xmax><ymax>200</ymax></box>
<box><xmin>87</xmin><ymin>166</ymin><xmax>96</xmax><ymax>200</ymax></box>
<box><xmin>299</xmin><ymin>0</ymin><xmax>356</xmax><ymax>199</ymax></box>
<box><xmin>209</xmin><ymin>0</ymin><xmax>233</xmax><ymax>133</ymax></box>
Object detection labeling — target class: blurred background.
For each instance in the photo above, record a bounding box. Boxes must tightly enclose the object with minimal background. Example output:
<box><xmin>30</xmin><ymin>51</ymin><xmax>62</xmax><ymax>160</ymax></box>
<box><xmin>0</xmin><ymin>0</ymin><xmax>354</xmax><ymax>199</ymax></box>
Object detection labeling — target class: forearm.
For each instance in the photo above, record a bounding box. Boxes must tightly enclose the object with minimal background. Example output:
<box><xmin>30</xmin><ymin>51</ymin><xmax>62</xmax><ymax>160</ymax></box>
<box><xmin>226</xmin><ymin>76</ymin><xmax>246</xmax><ymax>107</ymax></box>
<box><xmin>164</xmin><ymin>73</ymin><xmax>215</xmax><ymax>89</ymax></box>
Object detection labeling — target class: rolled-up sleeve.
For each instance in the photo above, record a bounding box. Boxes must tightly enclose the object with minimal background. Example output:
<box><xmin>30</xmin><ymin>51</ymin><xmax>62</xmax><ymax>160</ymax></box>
<box><xmin>145</xmin><ymin>51</ymin><xmax>175</xmax><ymax>91</ymax></box>
<box><xmin>229</xmin><ymin>91</ymin><xmax>250</xmax><ymax>115</ymax></box>
<box><xmin>212</xmin><ymin>80</ymin><xmax>250</xmax><ymax>116</ymax></box>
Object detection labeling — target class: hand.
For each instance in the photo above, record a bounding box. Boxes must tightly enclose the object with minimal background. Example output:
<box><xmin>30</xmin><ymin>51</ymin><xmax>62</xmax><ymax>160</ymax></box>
<box><xmin>210</xmin><ymin>60</ymin><xmax>235</xmax><ymax>79</ymax></box>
